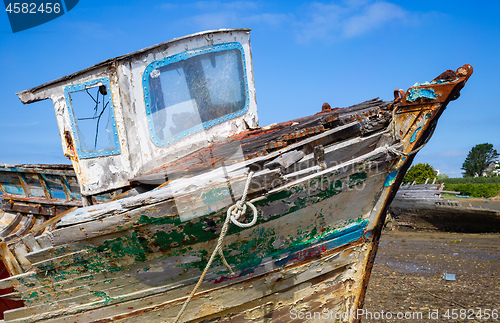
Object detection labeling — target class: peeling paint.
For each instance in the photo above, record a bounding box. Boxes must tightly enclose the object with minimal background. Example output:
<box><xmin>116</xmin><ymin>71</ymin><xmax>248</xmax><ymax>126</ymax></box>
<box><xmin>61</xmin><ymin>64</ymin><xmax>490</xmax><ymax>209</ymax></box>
<box><xmin>406</xmin><ymin>88</ymin><xmax>438</xmax><ymax>102</ymax></box>
<box><xmin>410</xmin><ymin>126</ymin><xmax>422</xmax><ymax>143</ymax></box>
<box><xmin>383</xmin><ymin>170</ymin><xmax>399</xmax><ymax>187</ymax></box>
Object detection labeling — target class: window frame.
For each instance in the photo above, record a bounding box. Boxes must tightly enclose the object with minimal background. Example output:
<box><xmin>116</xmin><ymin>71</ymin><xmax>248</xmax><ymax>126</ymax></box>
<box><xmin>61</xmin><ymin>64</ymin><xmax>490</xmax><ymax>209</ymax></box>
<box><xmin>142</xmin><ymin>42</ymin><xmax>250</xmax><ymax>147</ymax></box>
<box><xmin>63</xmin><ymin>77</ymin><xmax>121</xmax><ymax>159</ymax></box>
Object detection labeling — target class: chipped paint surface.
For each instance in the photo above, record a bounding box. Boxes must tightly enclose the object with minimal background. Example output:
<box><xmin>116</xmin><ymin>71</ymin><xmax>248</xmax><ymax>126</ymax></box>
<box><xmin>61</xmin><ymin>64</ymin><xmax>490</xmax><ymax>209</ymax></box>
<box><xmin>410</xmin><ymin>126</ymin><xmax>422</xmax><ymax>143</ymax></box>
<box><xmin>406</xmin><ymin>87</ymin><xmax>438</xmax><ymax>102</ymax></box>
<box><xmin>383</xmin><ymin>170</ymin><xmax>399</xmax><ymax>187</ymax></box>
<box><xmin>0</xmin><ymin>29</ymin><xmax>474</xmax><ymax>322</ymax></box>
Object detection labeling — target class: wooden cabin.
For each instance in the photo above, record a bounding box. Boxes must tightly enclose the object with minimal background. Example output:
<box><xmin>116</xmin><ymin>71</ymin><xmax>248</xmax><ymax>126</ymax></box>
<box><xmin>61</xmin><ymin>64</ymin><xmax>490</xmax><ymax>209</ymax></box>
<box><xmin>17</xmin><ymin>29</ymin><xmax>258</xmax><ymax>201</ymax></box>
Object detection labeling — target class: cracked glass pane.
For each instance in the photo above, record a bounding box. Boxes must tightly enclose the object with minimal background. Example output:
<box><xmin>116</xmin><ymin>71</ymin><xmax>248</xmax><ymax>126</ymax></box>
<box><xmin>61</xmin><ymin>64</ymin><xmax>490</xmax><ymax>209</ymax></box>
<box><xmin>68</xmin><ymin>85</ymin><xmax>116</xmax><ymax>153</ymax></box>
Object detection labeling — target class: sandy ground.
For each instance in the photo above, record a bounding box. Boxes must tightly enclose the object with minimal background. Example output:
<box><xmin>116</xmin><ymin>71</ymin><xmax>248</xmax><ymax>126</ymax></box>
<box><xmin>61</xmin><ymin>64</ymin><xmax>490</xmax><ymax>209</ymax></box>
<box><xmin>363</xmin><ymin>231</ymin><xmax>499</xmax><ymax>322</ymax></box>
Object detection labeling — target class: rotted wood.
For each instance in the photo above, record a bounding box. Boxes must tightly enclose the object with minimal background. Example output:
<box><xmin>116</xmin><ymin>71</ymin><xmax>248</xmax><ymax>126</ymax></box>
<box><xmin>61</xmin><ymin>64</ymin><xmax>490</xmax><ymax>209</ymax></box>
<box><xmin>0</xmin><ymin>243</ymin><xmax>23</xmax><ymax>276</ymax></box>
<box><xmin>3</xmin><ymin>214</ymin><xmax>36</xmax><ymax>243</ymax></box>
<box><xmin>0</xmin><ymin>198</ymin><xmax>79</xmax><ymax>217</ymax></box>
<box><xmin>56</xmin><ymin>167</ymin><xmax>280</xmax><ymax>228</ymax></box>
<box><xmin>28</xmin><ymin>207</ymin><xmax>78</xmax><ymax>235</ymax></box>
<box><xmin>131</xmin><ymin>99</ymin><xmax>392</xmax><ymax>185</ymax></box>
<box><xmin>0</xmin><ymin>213</ymin><xmax>22</xmax><ymax>238</ymax></box>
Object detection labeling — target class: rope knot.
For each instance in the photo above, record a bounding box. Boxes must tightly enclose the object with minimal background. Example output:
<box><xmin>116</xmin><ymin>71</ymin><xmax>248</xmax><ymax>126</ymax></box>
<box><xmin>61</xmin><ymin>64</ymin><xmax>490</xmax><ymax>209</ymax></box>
<box><xmin>228</xmin><ymin>171</ymin><xmax>257</xmax><ymax>228</ymax></box>
<box><xmin>232</xmin><ymin>200</ymin><xmax>246</xmax><ymax>218</ymax></box>
<box><xmin>228</xmin><ymin>201</ymin><xmax>257</xmax><ymax>228</ymax></box>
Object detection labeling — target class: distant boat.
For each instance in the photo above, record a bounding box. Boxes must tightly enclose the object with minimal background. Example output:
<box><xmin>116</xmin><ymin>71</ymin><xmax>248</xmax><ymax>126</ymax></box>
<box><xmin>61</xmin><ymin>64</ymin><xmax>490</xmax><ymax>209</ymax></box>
<box><xmin>389</xmin><ymin>182</ymin><xmax>500</xmax><ymax>232</ymax></box>
<box><xmin>0</xmin><ymin>29</ymin><xmax>472</xmax><ymax>322</ymax></box>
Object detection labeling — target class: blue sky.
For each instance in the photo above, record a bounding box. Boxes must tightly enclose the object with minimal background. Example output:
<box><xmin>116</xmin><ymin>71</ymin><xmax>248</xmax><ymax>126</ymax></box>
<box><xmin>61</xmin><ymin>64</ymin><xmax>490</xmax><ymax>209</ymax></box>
<box><xmin>0</xmin><ymin>0</ymin><xmax>498</xmax><ymax>177</ymax></box>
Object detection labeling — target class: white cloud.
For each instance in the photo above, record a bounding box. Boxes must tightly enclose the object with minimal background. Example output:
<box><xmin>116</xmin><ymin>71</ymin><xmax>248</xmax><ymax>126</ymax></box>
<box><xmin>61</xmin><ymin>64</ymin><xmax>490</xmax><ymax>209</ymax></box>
<box><xmin>63</xmin><ymin>21</ymin><xmax>124</xmax><ymax>39</ymax></box>
<box><xmin>245</xmin><ymin>13</ymin><xmax>291</xmax><ymax>26</ymax></box>
<box><xmin>175</xmin><ymin>1</ymin><xmax>290</xmax><ymax>31</ymax></box>
<box><xmin>294</xmin><ymin>2</ymin><xmax>345</xmax><ymax>43</ymax></box>
<box><xmin>159</xmin><ymin>3</ymin><xmax>179</xmax><ymax>10</ymax></box>
<box><xmin>186</xmin><ymin>12</ymin><xmax>238</xmax><ymax>29</ymax></box>
<box><xmin>1</xmin><ymin>121</ymin><xmax>40</xmax><ymax>127</ymax></box>
<box><xmin>184</xmin><ymin>12</ymin><xmax>290</xmax><ymax>30</ymax></box>
<box><xmin>191</xmin><ymin>1</ymin><xmax>259</xmax><ymax>11</ymax></box>
<box><xmin>159</xmin><ymin>1</ymin><xmax>418</xmax><ymax>44</ymax></box>
<box><xmin>343</xmin><ymin>2</ymin><xmax>407</xmax><ymax>38</ymax></box>
<box><xmin>295</xmin><ymin>1</ymin><xmax>411</xmax><ymax>43</ymax></box>
<box><xmin>439</xmin><ymin>150</ymin><xmax>468</xmax><ymax>158</ymax></box>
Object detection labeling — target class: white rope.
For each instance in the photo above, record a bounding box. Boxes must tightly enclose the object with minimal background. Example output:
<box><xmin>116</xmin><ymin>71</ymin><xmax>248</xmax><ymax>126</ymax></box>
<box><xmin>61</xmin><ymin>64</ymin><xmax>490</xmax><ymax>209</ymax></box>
<box><xmin>387</xmin><ymin>121</ymin><xmax>437</xmax><ymax>157</ymax></box>
<box><xmin>174</xmin><ymin>171</ymin><xmax>257</xmax><ymax>323</ymax></box>
<box><xmin>227</xmin><ymin>171</ymin><xmax>258</xmax><ymax>228</ymax></box>
<box><xmin>387</xmin><ymin>143</ymin><xmax>426</xmax><ymax>157</ymax></box>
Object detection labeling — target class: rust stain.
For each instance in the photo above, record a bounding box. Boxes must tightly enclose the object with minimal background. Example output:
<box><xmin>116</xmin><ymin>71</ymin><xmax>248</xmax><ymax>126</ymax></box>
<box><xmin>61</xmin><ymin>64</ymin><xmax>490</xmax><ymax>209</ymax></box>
<box><xmin>318</xmin><ymin>102</ymin><xmax>340</xmax><ymax>115</ymax></box>
<box><xmin>63</xmin><ymin>130</ymin><xmax>76</xmax><ymax>157</ymax></box>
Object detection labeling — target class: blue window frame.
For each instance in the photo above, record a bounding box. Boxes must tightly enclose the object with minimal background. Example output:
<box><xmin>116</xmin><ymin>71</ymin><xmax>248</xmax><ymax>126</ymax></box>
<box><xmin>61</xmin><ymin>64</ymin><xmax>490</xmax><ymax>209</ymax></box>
<box><xmin>64</xmin><ymin>77</ymin><xmax>121</xmax><ymax>159</ymax></box>
<box><xmin>142</xmin><ymin>42</ymin><xmax>249</xmax><ymax>146</ymax></box>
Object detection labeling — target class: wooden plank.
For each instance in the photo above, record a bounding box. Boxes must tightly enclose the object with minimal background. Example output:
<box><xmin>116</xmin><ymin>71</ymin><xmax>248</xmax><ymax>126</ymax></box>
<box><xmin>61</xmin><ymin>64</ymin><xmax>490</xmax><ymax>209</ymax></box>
<box><xmin>30</xmin><ymin>249</ymin><xmax>89</xmax><ymax>271</ymax></box>
<box><xmin>282</xmin><ymin>129</ymin><xmax>386</xmax><ymax>179</ymax></box>
<box><xmin>37</xmin><ymin>174</ymin><xmax>52</xmax><ymax>199</ymax></box>
<box><xmin>29</xmin><ymin>206</ymin><xmax>78</xmax><ymax>234</ymax></box>
<box><xmin>56</xmin><ymin>166</ymin><xmax>279</xmax><ymax>229</ymax></box>
<box><xmin>13</xmin><ymin>243</ymin><xmax>31</xmax><ymax>267</ymax></box>
<box><xmin>17</xmin><ymin>174</ymin><xmax>30</xmax><ymax>197</ymax></box>
<box><xmin>8</xmin><ymin>242</ymin><xmax>364</xmax><ymax>322</ymax></box>
<box><xmin>22</xmin><ymin>234</ymin><xmax>41</xmax><ymax>253</ymax></box>
<box><xmin>9</xmin><ymin>237</ymin><xmax>364</xmax><ymax>322</ymax></box>
<box><xmin>0</xmin><ymin>212</ymin><xmax>22</xmax><ymax>238</ymax></box>
<box><xmin>130</xmin><ymin>101</ymin><xmax>391</xmax><ymax>186</ymax></box>
<box><xmin>270</xmin><ymin>143</ymin><xmax>398</xmax><ymax>193</ymax></box>
<box><xmin>4</xmin><ymin>214</ymin><xmax>35</xmax><ymax>242</ymax></box>
<box><xmin>0</xmin><ymin>271</ymin><xmax>36</xmax><ymax>290</ymax></box>
<box><xmin>0</xmin><ymin>242</ymin><xmax>23</xmax><ymax>276</ymax></box>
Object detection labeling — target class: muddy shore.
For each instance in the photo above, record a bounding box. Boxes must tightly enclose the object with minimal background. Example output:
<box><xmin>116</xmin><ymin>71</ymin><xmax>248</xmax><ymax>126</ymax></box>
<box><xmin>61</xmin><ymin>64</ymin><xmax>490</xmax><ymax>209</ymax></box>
<box><xmin>363</xmin><ymin>231</ymin><xmax>499</xmax><ymax>322</ymax></box>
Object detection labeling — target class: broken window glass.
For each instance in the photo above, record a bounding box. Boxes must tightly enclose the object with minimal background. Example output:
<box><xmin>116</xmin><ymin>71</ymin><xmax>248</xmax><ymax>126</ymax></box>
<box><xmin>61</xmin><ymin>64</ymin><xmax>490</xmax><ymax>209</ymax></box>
<box><xmin>144</xmin><ymin>44</ymin><xmax>248</xmax><ymax>146</ymax></box>
<box><xmin>64</xmin><ymin>78</ymin><xmax>120</xmax><ymax>158</ymax></box>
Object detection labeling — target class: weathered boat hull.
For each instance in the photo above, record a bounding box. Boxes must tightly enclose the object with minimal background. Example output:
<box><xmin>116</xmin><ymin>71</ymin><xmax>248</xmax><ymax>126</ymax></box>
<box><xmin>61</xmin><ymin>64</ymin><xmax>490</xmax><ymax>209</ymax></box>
<box><xmin>1</xmin><ymin>100</ymin><xmax>397</xmax><ymax>322</ymax></box>
<box><xmin>390</xmin><ymin>200</ymin><xmax>500</xmax><ymax>232</ymax></box>
<box><xmin>0</xmin><ymin>29</ymin><xmax>473</xmax><ymax>322</ymax></box>
<box><xmin>388</xmin><ymin>183</ymin><xmax>500</xmax><ymax>232</ymax></box>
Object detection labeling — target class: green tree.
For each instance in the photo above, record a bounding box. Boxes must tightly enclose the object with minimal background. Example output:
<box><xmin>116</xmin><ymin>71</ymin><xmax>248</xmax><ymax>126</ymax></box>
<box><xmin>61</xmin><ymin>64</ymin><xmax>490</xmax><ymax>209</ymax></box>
<box><xmin>436</xmin><ymin>173</ymin><xmax>449</xmax><ymax>182</ymax></box>
<box><xmin>403</xmin><ymin>163</ymin><xmax>436</xmax><ymax>184</ymax></box>
<box><xmin>461</xmin><ymin>143</ymin><xmax>499</xmax><ymax>177</ymax></box>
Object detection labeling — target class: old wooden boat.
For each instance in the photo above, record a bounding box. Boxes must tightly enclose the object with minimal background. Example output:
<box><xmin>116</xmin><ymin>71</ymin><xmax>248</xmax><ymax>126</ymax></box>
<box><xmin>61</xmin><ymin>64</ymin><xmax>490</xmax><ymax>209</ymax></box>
<box><xmin>388</xmin><ymin>182</ymin><xmax>500</xmax><ymax>232</ymax></box>
<box><xmin>0</xmin><ymin>29</ymin><xmax>472</xmax><ymax>322</ymax></box>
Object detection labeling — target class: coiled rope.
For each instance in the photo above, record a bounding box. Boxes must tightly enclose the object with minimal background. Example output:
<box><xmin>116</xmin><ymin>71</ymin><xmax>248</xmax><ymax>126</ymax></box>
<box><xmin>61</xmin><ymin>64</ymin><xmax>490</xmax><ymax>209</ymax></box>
<box><xmin>174</xmin><ymin>171</ymin><xmax>257</xmax><ymax>322</ymax></box>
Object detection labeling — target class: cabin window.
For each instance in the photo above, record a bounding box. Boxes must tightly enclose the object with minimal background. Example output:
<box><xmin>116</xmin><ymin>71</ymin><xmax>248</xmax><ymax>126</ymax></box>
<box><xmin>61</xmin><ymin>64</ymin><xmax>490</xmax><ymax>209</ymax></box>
<box><xmin>64</xmin><ymin>78</ymin><xmax>121</xmax><ymax>158</ymax></box>
<box><xmin>143</xmin><ymin>42</ymin><xmax>249</xmax><ymax>146</ymax></box>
